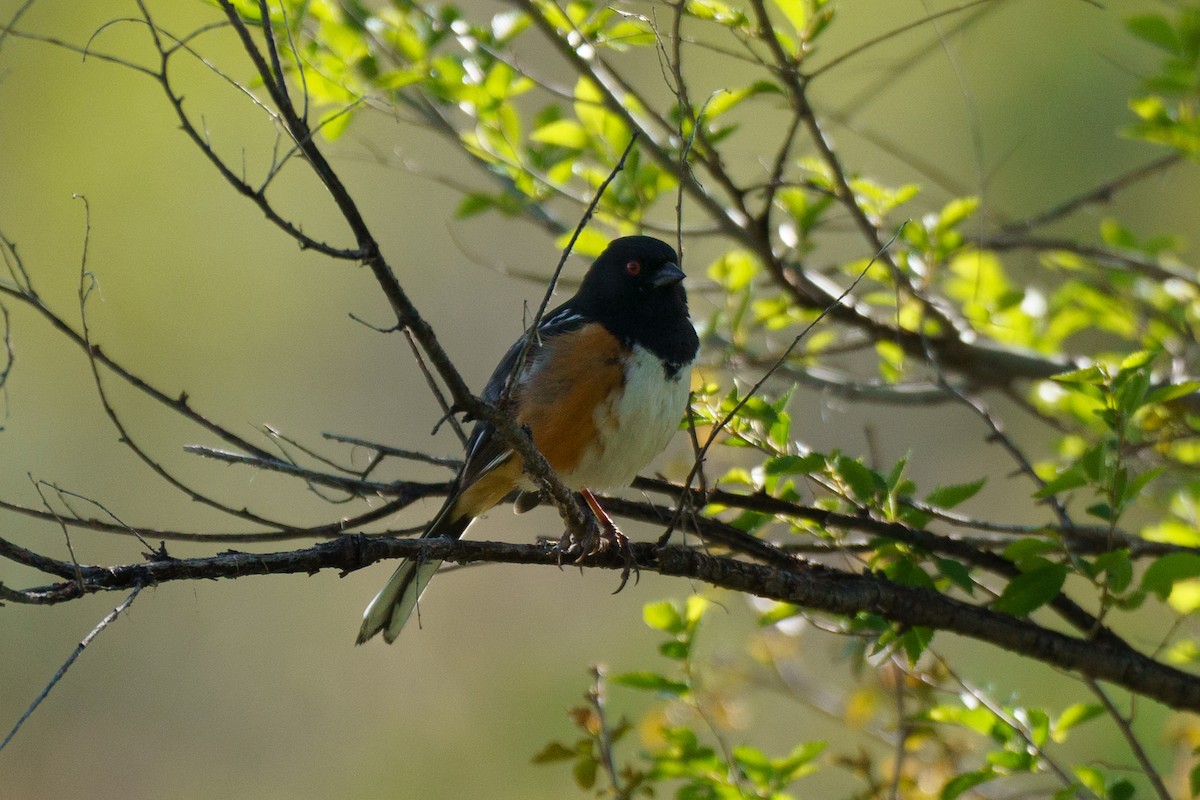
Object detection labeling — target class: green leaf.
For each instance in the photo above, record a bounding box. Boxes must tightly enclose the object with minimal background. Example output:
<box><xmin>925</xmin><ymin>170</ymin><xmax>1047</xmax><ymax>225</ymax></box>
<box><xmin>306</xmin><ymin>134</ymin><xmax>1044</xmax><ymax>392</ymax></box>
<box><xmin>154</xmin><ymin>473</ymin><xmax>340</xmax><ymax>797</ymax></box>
<box><xmin>684</xmin><ymin>594</ymin><xmax>710</xmax><ymax>627</ymax></box>
<box><xmin>1118</xmin><ymin>348</ymin><xmax>1157</xmax><ymax>372</ymax></box>
<box><xmin>876</xmin><ymin>339</ymin><xmax>905</xmax><ymax>382</ymax></box>
<box><xmin>1093</xmin><ymin>550</ymin><xmax>1134</xmax><ymax>594</ymax></box>
<box><xmin>728</xmin><ymin>509</ymin><xmax>772</xmax><ymax>533</ymax></box>
<box><xmin>835</xmin><ymin>456</ymin><xmax>884</xmax><ymax>503</ymax></box>
<box><xmin>1052</xmin><ymin>703</ymin><xmax>1104</xmax><ymax>742</ymax></box>
<box><xmin>884</xmin><ymin>557</ymin><xmax>935</xmax><ymax>590</ymax></box>
<box><xmin>1024</xmin><ymin>707</ymin><xmax>1052</xmax><ymax>747</ymax></box>
<box><xmin>1034</xmin><ymin>464</ymin><xmax>1088</xmax><ymax>498</ymax></box>
<box><xmin>1115</xmin><ymin>367</ymin><xmax>1151</xmax><ymax>416</ymax></box>
<box><xmin>1147</xmin><ymin>380</ymin><xmax>1200</xmax><ymax>405</ymax></box>
<box><xmin>574</xmin><ymin>76</ymin><xmax>628</xmax><ymax>144</ymax></box>
<box><xmin>732</xmin><ymin>395</ymin><xmax>778</xmax><ymax>423</ymax></box>
<box><xmin>605</xmin><ymin>19</ymin><xmax>657</xmax><ymax>48</ymax></box>
<box><xmin>1079</xmin><ymin>443</ymin><xmax>1107</xmax><ymax>482</ymax></box>
<box><xmin>1141</xmin><ymin>552</ymin><xmax>1200</xmax><ymax>599</ymax></box>
<box><xmin>530</xmin><ymin>118</ymin><xmax>588</xmax><ymax>149</ymax></box>
<box><xmin>1003</xmin><ymin>538</ymin><xmax>1060</xmax><ymax>568</ymax></box>
<box><xmin>456</xmin><ymin>193</ymin><xmax>494</xmax><ymax>218</ymax></box>
<box><xmin>936</xmin><ymin>558</ymin><xmax>975</xmax><ymax>595</ymax></box>
<box><xmin>557</xmin><ymin>228</ymin><xmax>609</xmax><ymax>258</ymax></box>
<box><xmin>769</xmin><ymin>0</ymin><xmax>805</xmax><ymax>33</ymax></box>
<box><xmin>901</xmin><ymin>625</ymin><xmax>934</xmax><ymax>663</ymax></box>
<box><xmin>317</xmin><ymin>106</ymin><xmax>355</xmax><ymax>141</ymax></box>
<box><xmin>572</xmin><ymin>754</ymin><xmax>598</xmax><ymax>789</ymax></box>
<box><xmin>925</xmin><ymin>477</ymin><xmax>986</xmax><ymax>509</ymax></box>
<box><xmin>1144</xmin><ymin>519</ymin><xmax>1200</xmax><ymax>546</ymax></box>
<box><xmin>1116</xmin><ymin>467</ymin><xmax>1162</xmax><ymax>513</ymax></box>
<box><xmin>531</xmin><ymin>741</ymin><xmax>578</xmax><ymax>763</ymax></box>
<box><xmin>1099</xmin><ymin>218</ymin><xmax>1138</xmax><ymax>249</ymax></box>
<box><xmin>993</xmin><ymin>564</ymin><xmax>1067</xmax><ymax>616</ymax></box>
<box><xmin>764</xmin><ymin>453</ymin><xmax>824</xmax><ymax>476</ymax></box>
<box><xmin>767</xmin><ymin>408</ymin><xmax>792</xmax><ymax>450</ymax></box>
<box><xmin>643</xmin><ymin>600</ymin><xmax>684</xmax><ymax>633</ymax></box>
<box><xmin>885</xmin><ymin>456</ymin><xmax>909</xmax><ymax>493</ymax></box>
<box><xmin>1050</xmin><ymin>365</ymin><xmax>1107</xmax><ymax>388</ymax></box>
<box><xmin>1127</xmin><ymin>13</ymin><xmax>1181</xmax><ymax>54</ymax></box>
<box><xmin>776</xmin><ymin>741</ymin><xmax>827</xmax><ymax>777</ymax></box>
<box><xmin>941</xmin><ymin>769</ymin><xmax>995</xmax><ymax>800</ymax></box>
<box><xmin>705</xmin><ymin>80</ymin><xmax>781</xmax><ymax>119</ymax></box>
<box><xmin>732</xmin><ymin>744</ymin><xmax>771</xmax><ymax>780</ymax></box>
<box><xmin>1074</xmin><ymin>766</ymin><xmax>1106</xmax><ymax>796</ymax></box>
<box><xmin>987</xmin><ymin>749</ymin><xmax>1034</xmax><ymax>771</ymax></box>
<box><xmin>610</xmin><ymin>671</ymin><xmax>690</xmax><ymax>696</ymax></box>
<box><xmin>756</xmin><ymin>601</ymin><xmax>801</xmax><ymax>626</ymax></box>
<box><xmin>927</xmin><ymin>704</ymin><xmax>1000</xmax><ymax>736</ymax></box>
<box><xmin>659</xmin><ymin>640</ymin><xmax>690</xmax><ymax>660</ymax></box>
<box><xmin>707</xmin><ymin>249</ymin><xmax>759</xmax><ymax>291</ymax></box>
<box><xmin>935</xmin><ymin>196</ymin><xmax>980</xmax><ymax>233</ymax></box>
<box><xmin>1110</xmin><ymin>779</ymin><xmax>1135</xmax><ymax>800</ymax></box>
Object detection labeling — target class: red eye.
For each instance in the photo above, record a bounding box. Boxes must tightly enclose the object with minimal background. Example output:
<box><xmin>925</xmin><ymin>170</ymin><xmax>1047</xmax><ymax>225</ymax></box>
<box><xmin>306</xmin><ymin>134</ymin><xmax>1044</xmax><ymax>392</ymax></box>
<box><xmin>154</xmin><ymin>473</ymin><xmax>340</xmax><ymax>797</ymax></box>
<box><xmin>625</xmin><ymin>260</ymin><xmax>642</xmax><ymax>276</ymax></box>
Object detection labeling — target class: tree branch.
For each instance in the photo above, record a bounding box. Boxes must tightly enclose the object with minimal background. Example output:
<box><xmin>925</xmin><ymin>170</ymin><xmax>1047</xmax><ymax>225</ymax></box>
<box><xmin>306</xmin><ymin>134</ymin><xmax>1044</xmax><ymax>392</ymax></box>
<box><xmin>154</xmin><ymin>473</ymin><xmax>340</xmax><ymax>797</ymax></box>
<box><xmin>5</xmin><ymin>533</ymin><xmax>1199</xmax><ymax>713</ymax></box>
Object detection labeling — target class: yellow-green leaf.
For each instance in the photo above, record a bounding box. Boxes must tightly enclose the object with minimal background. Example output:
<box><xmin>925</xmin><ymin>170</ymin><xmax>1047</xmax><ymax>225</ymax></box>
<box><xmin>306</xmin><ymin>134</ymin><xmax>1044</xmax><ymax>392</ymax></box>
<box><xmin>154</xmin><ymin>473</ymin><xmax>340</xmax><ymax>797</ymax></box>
<box><xmin>531</xmin><ymin>119</ymin><xmax>589</xmax><ymax>149</ymax></box>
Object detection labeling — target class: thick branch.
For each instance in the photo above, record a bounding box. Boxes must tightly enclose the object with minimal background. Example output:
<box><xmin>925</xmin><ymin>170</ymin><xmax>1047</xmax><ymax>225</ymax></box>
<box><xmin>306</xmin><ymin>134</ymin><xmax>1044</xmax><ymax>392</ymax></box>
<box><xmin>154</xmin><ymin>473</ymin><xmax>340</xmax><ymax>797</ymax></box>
<box><xmin>6</xmin><ymin>534</ymin><xmax>1199</xmax><ymax>712</ymax></box>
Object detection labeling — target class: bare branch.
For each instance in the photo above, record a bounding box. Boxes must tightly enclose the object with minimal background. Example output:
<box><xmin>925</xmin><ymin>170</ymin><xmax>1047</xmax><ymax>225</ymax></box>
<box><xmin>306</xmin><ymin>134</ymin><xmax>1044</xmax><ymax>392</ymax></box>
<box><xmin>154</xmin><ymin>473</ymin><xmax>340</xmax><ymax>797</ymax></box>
<box><xmin>0</xmin><ymin>585</ymin><xmax>143</xmax><ymax>754</ymax></box>
<box><xmin>4</xmin><ymin>533</ymin><xmax>1200</xmax><ymax>713</ymax></box>
<box><xmin>1000</xmin><ymin>153</ymin><xmax>1184</xmax><ymax>236</ymax></box>
<box><xmin>1085</xmin><ymin>678</ymin><xmax>1172</xmax><ymax>800</ymax></box>
<box><xmin>183</xmin><ymin>445</ymin><xmax>409</xmax><ymax>497</ymax></box>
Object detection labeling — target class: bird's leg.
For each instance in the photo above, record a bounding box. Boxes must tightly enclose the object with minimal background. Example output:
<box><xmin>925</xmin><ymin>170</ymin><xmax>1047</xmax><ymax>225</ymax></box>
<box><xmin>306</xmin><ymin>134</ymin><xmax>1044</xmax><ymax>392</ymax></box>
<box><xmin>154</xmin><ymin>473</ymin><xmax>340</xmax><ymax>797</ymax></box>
<box><xmin>562</xmin><ymin>488</ymin><xmax>638</xmax><ymax>592</ymax></box>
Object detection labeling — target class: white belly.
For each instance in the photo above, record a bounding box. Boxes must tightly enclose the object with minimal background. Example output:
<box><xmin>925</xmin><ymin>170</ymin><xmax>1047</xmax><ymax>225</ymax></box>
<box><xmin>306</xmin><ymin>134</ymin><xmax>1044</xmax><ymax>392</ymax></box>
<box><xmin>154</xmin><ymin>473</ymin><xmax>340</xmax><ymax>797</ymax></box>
<box><xmin>559</xmin><ymin>344</ymin><xmax>692</xmax><ymax>490</ymax></box>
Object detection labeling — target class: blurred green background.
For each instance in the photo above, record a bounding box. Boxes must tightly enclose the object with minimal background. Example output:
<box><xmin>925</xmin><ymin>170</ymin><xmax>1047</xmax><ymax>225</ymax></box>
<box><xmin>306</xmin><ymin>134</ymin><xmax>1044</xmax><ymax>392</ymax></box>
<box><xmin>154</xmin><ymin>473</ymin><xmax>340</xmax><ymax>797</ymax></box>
<box><xmin>1</xmin><ymin>1</ymin><xmax>1195</xmax><ymax>797</ymax></box>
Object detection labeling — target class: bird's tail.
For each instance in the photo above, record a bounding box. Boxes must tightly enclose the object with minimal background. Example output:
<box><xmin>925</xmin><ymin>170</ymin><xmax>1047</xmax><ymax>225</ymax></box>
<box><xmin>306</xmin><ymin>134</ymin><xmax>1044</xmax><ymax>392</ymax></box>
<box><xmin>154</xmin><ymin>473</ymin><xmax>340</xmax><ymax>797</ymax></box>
<box><xmin>356</xmin><ymin>504</ymin><xmax>471</xmax><ymax>645</ymax></box>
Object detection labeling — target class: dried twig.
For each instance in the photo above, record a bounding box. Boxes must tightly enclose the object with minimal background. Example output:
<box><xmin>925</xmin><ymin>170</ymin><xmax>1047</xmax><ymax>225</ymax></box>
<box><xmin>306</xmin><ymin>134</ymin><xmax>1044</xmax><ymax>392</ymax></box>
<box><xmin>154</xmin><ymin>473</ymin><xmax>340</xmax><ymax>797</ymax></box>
<box><xmin>0</xmin><ymin>585</ymin><xmax>143</xmax><ymax>754</ymax></box>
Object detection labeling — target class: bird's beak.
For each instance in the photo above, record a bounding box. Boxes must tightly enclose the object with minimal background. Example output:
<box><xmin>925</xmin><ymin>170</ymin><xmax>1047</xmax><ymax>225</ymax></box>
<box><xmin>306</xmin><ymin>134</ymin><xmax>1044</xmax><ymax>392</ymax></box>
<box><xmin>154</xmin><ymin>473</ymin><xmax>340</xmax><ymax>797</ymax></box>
<box><xmin>650</xmin><ymin>262</ymin><xmax>686</xmax><ymax>287</ymax></box>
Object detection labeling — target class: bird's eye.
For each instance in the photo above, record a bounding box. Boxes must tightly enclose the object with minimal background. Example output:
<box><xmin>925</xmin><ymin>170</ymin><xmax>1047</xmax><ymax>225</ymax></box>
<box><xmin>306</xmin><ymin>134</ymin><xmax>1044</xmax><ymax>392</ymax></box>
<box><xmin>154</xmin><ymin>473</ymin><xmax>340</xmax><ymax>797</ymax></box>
<box><xmin>625</xmin><ymin>260</ymin><xmax>642</xmax><ymax>276</ymax></box>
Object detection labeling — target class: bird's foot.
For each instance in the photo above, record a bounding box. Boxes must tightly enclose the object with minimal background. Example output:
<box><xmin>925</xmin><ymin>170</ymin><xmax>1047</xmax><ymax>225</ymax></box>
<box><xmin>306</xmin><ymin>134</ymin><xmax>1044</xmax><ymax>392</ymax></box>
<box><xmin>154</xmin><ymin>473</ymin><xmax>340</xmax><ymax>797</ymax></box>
<box><xmin>560</xmin><ymin>488</ymin><xmax>638</xmax><ymax>592</ymax></box>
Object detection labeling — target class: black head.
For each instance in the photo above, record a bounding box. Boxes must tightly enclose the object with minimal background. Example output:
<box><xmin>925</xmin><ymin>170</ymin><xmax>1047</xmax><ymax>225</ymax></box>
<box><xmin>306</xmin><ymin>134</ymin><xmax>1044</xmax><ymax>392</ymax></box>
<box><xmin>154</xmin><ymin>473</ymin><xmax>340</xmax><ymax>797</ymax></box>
<box><xmin>573</xmin><ymin>236</ymin><xmax>687</xmax><ymax>319</ymax></box>
<box><xmin>571</xmin><ymin>235</ymin><xmax>698</xmax><ymax>371</ymax></box>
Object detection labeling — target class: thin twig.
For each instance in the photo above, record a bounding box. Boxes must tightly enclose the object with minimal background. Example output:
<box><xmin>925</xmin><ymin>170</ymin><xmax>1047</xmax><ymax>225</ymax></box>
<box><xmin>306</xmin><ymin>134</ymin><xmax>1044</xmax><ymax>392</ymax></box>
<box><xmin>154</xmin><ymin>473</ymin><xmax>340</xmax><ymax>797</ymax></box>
<box><xmin>586</xmin><ymin>665</ymin><xmax>632</xmax><ymax>799</ymax></box>
<box><xmin>0</xmin><ymin>584</ymin><xmax>143</xmax><ymax>754</ymax></box>
<box><xmin>658</xmin><ymin>226</ymin><xmax>903</xmax><ymax>546</ymax></box>
<box><xmin>216</xmin><ymin>0</ymin><xmax>595</xmax><ymax>537</ymax></box>
<box><xmin>887</xmin><ymin>660</ymin><xmax>908</xmax><ymax>800</ymax></box>
<box><xmin>72</xmin><ymin>199</ymin><xmax>292</xmax><ymax>530</ymax></box>
<box><xmin>934</xmin><ymin>653</ymin><xmax>1091</xmax><ymax>799</ymax></box>
<box><xmin>1000</xmin><ymin>153</ymin><xmax>1183</xmax><ymax>236</ymax></box>
<box><xmin>30</xmin><ymin>477</ymin><xmax>85</xmax><ymax>587</ymax></box>
<box><xmin>182</xmin><ymin>445</ymin><xmax>401</xmax><ymax>496</ymax></box>
<box><xmin>1084</xmin><ymin>678</ymin><xmax>1172</xmax><ymax>800</ymax></box>
<box><xmin>807</xmin><ymin>0</ymin><xmax>994</xmax><ymax>80</ymax></box>
<box><xmin>0</xmin><ymin>0</ymin><xmax>36</xmax><ymax>53</ymax></box>
<box><xmin>921</xmin><ymin>348</ymin><xmax>1077</xmax><ymax>534</ymax></box>
<box><xmin>402</xmin><ymin>326</ymin><xmax>467</xmax><ymax>447</ymax></box>
<box><xmin>978</xmin><ymin>234</ymin><xmax>1200</xmax><ymax>291</ymax></box>
<box><xmin>502</xmin><ymin>133</ymin><xmax>641</xmax><ymax>405</ymax></box>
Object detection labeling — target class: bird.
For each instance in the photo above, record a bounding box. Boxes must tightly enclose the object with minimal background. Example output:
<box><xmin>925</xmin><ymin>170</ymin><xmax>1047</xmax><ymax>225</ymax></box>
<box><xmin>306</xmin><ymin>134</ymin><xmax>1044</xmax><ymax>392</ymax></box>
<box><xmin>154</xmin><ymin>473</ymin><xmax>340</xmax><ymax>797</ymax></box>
<box><xmin>356</xmin><ymin>235</ymin><xmax>700</xmax><ymax>644</ymax></box>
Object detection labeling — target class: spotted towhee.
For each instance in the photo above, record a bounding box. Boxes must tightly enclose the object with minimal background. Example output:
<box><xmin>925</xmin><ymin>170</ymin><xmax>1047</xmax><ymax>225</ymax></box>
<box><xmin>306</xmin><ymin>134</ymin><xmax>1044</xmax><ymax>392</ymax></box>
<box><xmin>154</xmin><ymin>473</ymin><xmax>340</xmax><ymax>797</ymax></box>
<box><xmin>357</xmin><ymin>235</ymin><xmax>699</xmax><ymax>644</ymax></box>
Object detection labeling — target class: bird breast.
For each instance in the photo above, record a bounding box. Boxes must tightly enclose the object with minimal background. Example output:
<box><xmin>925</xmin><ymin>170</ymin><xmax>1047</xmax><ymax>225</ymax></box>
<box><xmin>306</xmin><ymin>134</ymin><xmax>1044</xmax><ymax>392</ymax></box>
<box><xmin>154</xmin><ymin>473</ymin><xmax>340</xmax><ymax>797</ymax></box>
<box><xmin>560</xmin><ymin>343</ymin><xmax>693</xmax><ymax>490</ymax></box>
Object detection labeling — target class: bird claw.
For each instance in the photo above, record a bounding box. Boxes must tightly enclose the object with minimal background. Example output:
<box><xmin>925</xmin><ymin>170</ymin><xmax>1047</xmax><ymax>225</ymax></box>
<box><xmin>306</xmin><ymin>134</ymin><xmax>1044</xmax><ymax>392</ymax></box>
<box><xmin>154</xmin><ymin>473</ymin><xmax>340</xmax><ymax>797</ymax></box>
<box><xmin>552</xmin><ymin>530</ymin><xmax>578</xmax><ymax>567</ymax></box>
<box><xmin>553</xmin><ymin>516</ymin><xmax>639</xmax><ymax>592</ymax></box>
<box><xmin>602</xmin><ymin>524</ymin><xmax>639</xmax><ymax>594</ymax></box>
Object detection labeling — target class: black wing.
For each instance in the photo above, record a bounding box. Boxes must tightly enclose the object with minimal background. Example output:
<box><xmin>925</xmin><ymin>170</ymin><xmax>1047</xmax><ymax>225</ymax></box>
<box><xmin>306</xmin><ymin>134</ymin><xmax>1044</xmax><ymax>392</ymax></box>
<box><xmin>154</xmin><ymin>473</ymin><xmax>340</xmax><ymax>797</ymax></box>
<box><xmin>457</xmin><ymin>301</ymin><xmax>588</xmax><ymax>486</ymax></box>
